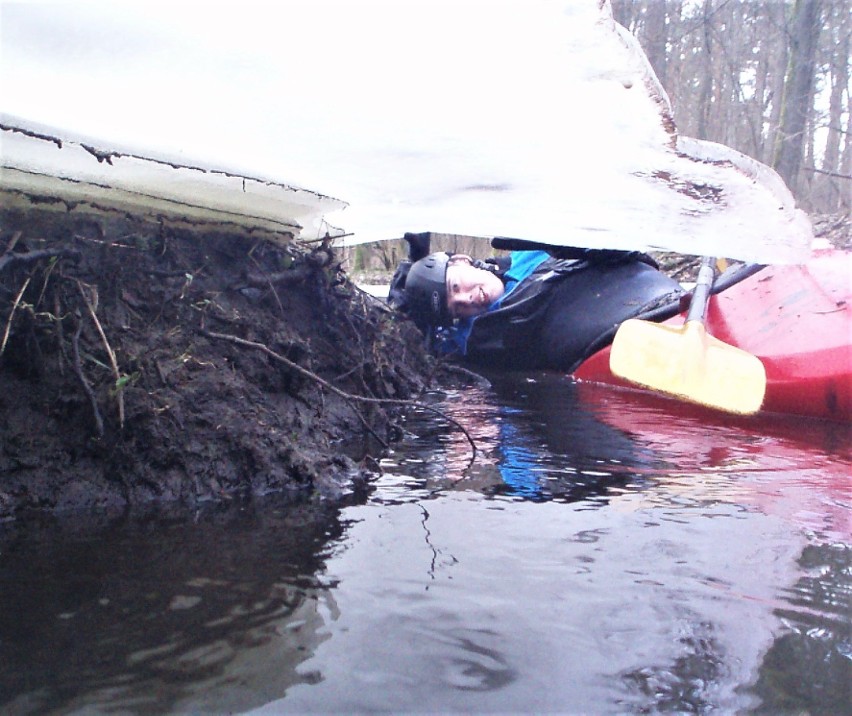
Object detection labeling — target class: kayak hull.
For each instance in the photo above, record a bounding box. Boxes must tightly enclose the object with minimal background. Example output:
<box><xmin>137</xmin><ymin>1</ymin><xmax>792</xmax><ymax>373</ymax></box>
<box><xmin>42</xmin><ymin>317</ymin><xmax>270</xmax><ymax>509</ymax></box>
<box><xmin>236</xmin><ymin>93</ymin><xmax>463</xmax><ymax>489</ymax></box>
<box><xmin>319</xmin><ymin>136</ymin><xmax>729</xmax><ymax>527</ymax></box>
<box><xmin>573</xmin><ymin>249</ymin><xmax>852</xmax><ymax>422</ymax></box>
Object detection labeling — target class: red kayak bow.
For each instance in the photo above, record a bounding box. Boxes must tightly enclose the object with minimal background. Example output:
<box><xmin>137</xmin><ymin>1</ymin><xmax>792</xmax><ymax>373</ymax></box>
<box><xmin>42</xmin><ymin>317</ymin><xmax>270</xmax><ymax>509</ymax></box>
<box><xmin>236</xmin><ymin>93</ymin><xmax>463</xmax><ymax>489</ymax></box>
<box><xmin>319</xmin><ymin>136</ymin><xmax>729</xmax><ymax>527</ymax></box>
<box><xmin>574</xmin><ymin>248</ymin><xmax>851</xmax><ymax>423</ymax></box>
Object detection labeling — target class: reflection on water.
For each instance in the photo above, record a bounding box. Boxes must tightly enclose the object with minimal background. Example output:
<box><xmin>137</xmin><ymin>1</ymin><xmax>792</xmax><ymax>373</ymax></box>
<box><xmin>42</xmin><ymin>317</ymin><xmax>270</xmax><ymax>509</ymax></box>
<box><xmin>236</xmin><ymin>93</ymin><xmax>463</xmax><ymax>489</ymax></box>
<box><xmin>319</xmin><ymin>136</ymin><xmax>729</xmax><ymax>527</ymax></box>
<box><xmin>0</xmin><ymin>372</ymin><xmax>849</xmax><ymax>714</ymax></box>
<box><xmin>0</xmin><ymin>501</ymin><xmax>344</xmax><ymax>714</ymax></box>
<box><xmin>754</xmin><ymin>543</ymin><xmax>852</xmax><ymax>712</ymax></box>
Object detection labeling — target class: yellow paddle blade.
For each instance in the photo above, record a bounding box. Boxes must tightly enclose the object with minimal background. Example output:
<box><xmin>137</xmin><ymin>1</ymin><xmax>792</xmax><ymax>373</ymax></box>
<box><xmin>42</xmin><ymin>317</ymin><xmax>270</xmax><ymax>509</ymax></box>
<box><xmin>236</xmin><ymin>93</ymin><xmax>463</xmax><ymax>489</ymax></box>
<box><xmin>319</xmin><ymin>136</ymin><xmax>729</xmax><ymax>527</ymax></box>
<box><xmin>610</xmin><ymin>319</ymin><xmax>767</xmax><ymax>415</ymax></box>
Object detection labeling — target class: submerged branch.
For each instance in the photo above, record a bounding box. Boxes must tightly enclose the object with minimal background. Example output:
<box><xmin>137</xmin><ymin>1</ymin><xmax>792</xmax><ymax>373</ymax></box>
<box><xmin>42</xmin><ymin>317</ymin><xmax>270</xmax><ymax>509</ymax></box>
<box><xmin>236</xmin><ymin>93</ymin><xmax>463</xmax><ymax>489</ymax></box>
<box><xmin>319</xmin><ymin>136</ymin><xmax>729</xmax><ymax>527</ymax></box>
<box><xmin>201</xmin><ymin>329</ymin><xmax>478</xmax><ymax>457</ymax></box>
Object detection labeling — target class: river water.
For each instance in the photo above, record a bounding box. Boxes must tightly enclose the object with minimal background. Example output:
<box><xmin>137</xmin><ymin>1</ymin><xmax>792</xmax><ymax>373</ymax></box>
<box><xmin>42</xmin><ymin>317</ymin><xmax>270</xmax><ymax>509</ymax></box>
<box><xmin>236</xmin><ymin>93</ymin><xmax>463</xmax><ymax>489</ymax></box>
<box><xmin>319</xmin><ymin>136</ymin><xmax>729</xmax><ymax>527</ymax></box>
<box><xmin>1</xmin><ymin>372</ymin><xmax>849</xmax><ymax>715</ymax></box>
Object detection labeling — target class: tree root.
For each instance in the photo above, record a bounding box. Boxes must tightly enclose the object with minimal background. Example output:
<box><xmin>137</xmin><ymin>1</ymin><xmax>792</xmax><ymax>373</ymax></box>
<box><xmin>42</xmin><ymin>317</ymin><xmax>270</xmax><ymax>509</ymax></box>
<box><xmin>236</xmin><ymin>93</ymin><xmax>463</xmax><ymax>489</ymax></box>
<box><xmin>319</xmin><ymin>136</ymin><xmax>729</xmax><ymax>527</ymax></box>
<box><xmin>71</xmin><ymin>316</ymin><xmax>105</xmax><ymax>438</ymax></box>
<box><xmin>0</xmin><ymin>248</ymin><xmax>81</xmax><ymax>274</ymax></box>
<box><xmin>77</xmin><ymin>280</ymin><xmax>125</xmax><ymax>429</ymax></box>
<box><xmin>245</xmin><ymin>265</ymin><xmax>313</xmax><ymax>288</ymax></box>
<box><xmin>0</xmin><ymin>277</ymin><xmax>31</xmax><ymax>357</ymax></box>
<box><xmin>201</xmin><ymin>329</ymin><xmax>478</xmax><ymax>458</ymax></box>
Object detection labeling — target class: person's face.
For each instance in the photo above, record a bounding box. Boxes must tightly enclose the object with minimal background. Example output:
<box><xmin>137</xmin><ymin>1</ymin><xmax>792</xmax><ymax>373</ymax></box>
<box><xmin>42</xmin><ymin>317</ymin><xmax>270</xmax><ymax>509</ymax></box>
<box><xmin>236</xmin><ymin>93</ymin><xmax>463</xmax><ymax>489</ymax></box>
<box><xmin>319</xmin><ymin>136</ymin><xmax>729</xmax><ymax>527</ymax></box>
<box><xmin>445</xmin><ymin>258</ymin><xmax>505</xmax><ymax>319</ymax></box>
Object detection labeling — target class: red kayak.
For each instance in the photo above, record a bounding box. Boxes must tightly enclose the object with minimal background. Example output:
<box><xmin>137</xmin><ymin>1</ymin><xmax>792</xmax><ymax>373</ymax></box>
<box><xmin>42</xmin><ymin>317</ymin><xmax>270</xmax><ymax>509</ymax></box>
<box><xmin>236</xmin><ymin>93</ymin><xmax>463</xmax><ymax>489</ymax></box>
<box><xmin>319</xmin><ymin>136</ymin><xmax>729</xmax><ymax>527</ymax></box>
<box><xmin>573</xmin><ymin>248</ymin><xmax>851</xmax><ymax>423</ymax></box>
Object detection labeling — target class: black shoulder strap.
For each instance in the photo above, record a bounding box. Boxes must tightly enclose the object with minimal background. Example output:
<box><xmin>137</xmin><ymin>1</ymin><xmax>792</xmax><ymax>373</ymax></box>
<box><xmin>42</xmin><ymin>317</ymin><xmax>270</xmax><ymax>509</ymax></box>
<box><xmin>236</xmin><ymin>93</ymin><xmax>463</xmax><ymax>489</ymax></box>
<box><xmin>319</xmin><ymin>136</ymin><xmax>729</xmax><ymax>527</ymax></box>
<box><xmin>491</xmin><ymin>236</ymin><xmax>659</xmax><ymax>269</ymax></box>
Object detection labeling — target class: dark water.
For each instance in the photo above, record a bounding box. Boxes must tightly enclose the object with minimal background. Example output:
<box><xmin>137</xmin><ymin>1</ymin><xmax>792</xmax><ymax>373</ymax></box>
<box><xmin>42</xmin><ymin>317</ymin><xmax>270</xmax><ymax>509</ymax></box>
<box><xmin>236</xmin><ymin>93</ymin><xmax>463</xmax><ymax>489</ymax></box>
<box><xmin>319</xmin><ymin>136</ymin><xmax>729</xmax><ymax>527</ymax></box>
<box><xmin>1</xmin><ymin>373</ymin><xmax>849</xmax><ymax>714</ymax></box>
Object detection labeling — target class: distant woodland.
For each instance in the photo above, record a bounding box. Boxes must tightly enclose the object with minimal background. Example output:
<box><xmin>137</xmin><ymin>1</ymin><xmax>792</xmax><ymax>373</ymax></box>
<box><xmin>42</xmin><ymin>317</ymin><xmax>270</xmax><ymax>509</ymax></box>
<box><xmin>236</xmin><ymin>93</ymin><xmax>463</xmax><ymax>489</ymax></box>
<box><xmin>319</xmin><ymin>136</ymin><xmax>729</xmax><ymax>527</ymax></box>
<box><xmin>612</xmin><ymin>0</ymin><xmax>851</xmax><ymax>214</ymax></box>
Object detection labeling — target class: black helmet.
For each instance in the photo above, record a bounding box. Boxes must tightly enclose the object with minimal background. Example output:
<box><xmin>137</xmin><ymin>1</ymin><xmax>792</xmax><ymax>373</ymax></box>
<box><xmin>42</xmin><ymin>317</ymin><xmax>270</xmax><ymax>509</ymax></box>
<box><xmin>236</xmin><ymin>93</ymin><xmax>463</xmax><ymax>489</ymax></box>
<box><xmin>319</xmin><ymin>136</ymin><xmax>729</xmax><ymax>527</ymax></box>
<box><xmin>388</xmin><ymin>251</ymin><xmax>451</xmax><ymax>330</ymax></box>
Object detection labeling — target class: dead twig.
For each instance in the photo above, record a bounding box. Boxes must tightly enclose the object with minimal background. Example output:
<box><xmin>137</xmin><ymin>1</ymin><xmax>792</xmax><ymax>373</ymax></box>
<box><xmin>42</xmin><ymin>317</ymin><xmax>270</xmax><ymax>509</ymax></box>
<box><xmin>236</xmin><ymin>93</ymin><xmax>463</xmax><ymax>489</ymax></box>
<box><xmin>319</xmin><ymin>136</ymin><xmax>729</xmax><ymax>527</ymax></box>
<box><xmin>4</xmin><ymin>230</ymin><xmax>22</xmax><ymax>254</ymax></box>
<box><xmin>438</xmin><ymin>362</ymin><xmax>492</xmax><ymax>388</ymax></box>
<box><xmin>201</xmin><ymin>329</ymin><xmax>478</xmax><ymax>457</ymax></box>
<box><xmin>333</xmin><ymin>361</ymin><xmax>369</xmax><ymax>384</ymax></box>
<box><xmin>77</xmin><ymin>281</ymin><xmax>125</xmax><ymax>429</ymax></box>
<box><xmin>54</xmin><ymin>292</ymin><xmax>66</xmax><ymax>375</ymax></box>
<box><xmin>349</xmin><ymin>398</ymin><xmax>388</xmax><ymax>449</ymax></box>
<box><xmin>248</xmin><ymin>254</ymin><xmax>286</xmax><ymax>317</ymax></box>
<box><xmin>301</xmin><ymin>232</ymin><xmax>355</xmax><ymax>244</ymax></box>
<box><xmin>0</xmin><ymin>277</ymin><xmax>31</xmax><ymax>357</ymax></box>
<box><xmin>72</xmin><ymin>317</ymin><xmax>104</xmax><ymax>438</ymax></box>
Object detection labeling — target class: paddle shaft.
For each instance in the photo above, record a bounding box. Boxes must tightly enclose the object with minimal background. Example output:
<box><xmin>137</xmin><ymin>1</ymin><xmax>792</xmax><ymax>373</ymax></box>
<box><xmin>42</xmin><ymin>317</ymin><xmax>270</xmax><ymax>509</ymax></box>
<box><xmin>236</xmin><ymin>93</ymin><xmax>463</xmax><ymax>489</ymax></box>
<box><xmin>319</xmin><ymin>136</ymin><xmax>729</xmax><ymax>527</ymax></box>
<box><xmin>686</xmin><ymin>257</ymin><xmax>717</xmax><ymax>324</ymax></box>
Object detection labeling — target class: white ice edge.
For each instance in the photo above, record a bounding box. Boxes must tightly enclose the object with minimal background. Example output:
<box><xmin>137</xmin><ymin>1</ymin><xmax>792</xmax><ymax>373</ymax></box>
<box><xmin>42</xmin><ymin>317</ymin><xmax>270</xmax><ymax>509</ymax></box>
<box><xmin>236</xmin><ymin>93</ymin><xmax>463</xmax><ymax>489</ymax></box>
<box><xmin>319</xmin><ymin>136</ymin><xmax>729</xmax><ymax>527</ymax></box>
<box><xmin>1</xmin><ymin>1</ymin><xmax>815</xmax><ymax>262</ymax></box>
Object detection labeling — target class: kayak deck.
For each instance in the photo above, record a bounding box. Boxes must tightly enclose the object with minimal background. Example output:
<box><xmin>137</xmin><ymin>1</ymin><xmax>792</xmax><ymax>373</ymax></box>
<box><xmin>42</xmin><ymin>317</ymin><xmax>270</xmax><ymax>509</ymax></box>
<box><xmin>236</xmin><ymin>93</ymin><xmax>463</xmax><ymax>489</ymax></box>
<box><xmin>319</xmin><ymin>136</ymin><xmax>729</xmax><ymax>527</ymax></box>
<box><xmin>574</xmin><ymin>249</ymin><xmax>851</xmax><ymax>422</ymax></box>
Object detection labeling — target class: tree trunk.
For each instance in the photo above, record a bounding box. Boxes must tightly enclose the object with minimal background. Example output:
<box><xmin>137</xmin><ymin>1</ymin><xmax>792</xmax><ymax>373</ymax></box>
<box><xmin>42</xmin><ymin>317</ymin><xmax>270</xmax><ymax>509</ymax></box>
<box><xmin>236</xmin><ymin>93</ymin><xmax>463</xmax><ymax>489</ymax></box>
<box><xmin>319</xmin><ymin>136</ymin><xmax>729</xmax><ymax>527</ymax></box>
<box><xmin>773</xmin><ymin>0</ymin><xmax>821</xmax><ymax>194</ymax></box>
<box><xmin>752</xmin><ymin>6</ymin><xmax>771</xmax><ymax>160</ymax></box>
<box><xmin>696</xmin><ymin>0</ymin><xmax>715</xmax><ymax>139</ymax></box>
<box><xmin>765</xmin><ymin>8</ymin><xmax>790</xmax><ymax>167</ymax></box>
<box><xmin>818</xmin><ymin>2</ymin><xmax>850</xmax><ymax>211</ymax></box>
<box><xmin>610</xmin><ymin>0</ymin><xmax>641</xmax><ymax>31</ymax></box>
<box><xmin>643</xmin><ymin>0</ymin><xmax>669</xmax><ymax>86</ymax></box>
<box><xmin>840</xmin><ymin>101</ymin><xmax>852</xmax><ymax>213</ymax></box>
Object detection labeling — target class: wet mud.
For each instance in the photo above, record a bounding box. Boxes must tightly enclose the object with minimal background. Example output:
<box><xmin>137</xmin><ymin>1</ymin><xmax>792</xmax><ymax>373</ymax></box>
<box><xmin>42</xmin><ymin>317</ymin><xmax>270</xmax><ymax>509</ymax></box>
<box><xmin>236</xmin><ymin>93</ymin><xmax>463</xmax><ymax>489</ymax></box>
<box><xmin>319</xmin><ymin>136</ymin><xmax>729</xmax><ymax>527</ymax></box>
<box><xmin>0</xmin><ymin>208</ymin><xmax>433</xmax><ymax>521</ymax></box>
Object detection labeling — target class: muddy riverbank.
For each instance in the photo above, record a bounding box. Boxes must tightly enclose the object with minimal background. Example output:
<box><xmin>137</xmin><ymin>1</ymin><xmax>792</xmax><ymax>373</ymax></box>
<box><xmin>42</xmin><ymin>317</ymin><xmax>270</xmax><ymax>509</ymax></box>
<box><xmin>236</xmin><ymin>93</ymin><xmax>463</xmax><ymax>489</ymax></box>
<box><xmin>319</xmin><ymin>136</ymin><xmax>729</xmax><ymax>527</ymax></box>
<box><xmin>0</xmin><ymin>208</ymin><xmax>435</xmax><ymax>521</ymax></box>
<box><xmin>1</xmin><ymin>207</ymin><xmax>848</xmax><ymax>523</ymax></box>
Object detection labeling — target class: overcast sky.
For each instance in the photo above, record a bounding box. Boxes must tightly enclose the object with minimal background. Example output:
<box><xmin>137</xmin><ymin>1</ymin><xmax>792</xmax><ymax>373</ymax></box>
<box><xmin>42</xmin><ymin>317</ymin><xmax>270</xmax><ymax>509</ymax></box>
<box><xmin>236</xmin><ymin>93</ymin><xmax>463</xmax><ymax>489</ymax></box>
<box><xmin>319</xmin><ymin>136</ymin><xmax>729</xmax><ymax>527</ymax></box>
<box><xmin>1</xmin><ymin>1</ymin><xmax>813</xmax><ymax>261</ymax></box>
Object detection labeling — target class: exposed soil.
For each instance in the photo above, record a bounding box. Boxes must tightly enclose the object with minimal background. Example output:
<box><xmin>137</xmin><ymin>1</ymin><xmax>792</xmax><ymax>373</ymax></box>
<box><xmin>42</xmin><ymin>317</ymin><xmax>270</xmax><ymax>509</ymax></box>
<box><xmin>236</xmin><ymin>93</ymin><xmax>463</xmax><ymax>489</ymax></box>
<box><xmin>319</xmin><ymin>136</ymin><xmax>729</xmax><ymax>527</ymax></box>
<box><xmin>1</xmin><ymin>207</ymin><xmax>847</xmax><ymax>523</ymax></box>
<box><xmin>0</xmin><ymin>208</ymin><xmax>434</xmax><ymax>522</ymax></box>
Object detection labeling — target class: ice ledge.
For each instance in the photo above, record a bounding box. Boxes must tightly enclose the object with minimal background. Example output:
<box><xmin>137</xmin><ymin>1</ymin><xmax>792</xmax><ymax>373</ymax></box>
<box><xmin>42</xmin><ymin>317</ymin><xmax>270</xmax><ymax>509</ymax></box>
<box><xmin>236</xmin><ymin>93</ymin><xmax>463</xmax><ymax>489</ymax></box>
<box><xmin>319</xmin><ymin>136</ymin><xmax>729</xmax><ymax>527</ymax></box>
<box><xmin>1</xmin><ymin>117</ymin><xmax>348</xmax><ymax>243</ymax></box>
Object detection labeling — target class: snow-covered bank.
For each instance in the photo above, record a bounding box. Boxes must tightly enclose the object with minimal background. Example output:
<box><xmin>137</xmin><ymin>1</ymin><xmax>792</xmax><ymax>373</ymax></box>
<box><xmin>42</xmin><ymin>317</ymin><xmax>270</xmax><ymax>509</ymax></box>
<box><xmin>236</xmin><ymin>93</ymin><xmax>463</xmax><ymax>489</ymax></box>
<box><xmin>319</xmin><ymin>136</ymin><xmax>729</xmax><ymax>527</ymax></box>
<box><xmin>3</xmin><ymin>1</ymin><xmax>813</xmax><ymax>263</ymax></box>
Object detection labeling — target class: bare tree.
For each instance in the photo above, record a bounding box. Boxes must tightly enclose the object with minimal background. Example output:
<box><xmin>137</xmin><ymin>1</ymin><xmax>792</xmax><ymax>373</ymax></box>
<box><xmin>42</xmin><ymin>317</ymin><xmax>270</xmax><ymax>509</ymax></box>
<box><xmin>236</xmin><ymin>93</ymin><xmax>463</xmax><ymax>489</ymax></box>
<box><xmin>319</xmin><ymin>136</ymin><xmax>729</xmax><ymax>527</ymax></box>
<box><xmin>612</xmin><ymin>0</ymin><xmax>848</xmax><ymax>214</ymax></box>
<box><xmin>811</xmin><ymin>0</ymin><xmax>851</xmax><ymax>212</ymax></box>
<box><xmin>773</xmin><ymin>0</ymin><xmax>822</xmax><ymax>195</ymax></box>
<box><xmin>643</xmin><ymin>0</ymin><xmax>670</xmax><ymax>85</ymax></box>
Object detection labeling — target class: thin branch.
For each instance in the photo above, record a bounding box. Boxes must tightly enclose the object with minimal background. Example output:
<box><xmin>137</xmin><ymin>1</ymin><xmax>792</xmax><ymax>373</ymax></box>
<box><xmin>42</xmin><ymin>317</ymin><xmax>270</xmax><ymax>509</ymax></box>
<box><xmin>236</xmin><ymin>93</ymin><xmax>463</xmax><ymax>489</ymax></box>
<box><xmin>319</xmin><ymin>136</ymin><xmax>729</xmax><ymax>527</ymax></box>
<box><xmin>248</xmin><ymin>254</ymin><xmax>286</xmax><ymax>317</ymax></box>
<box><xmin>54</xmin><ymin>292</ymin><xmax>66</xmax><ymax>375</ymax></box>
<box><xmin>302</xmin><ymin>232</ymin><xmax>355</xmax><ymax>244</ymax></box>
<box><xmin>201</xmin><ymin>329</ymin><xmax>478</xmax><ymax>457</ymax></box>
<box><xmin>77</xmin><ymin>281</ymin><xmax>125</xmax><ymax>429</ymax></box>
<box><xmin>4</xmin><ymin>231</ymin><xmax>23</xmax><ymax>254</ymax></box>
<box><xmin>332</xmin><ymin>360</ymin><xmax>370</xmax><ymax>384</ymax></box>
<box><xmin>72</xmin><ymin>317</ymin><xmax>104</xmax><ymax>438</ymax></box>
<box><xmin>0</xmin><ymin>278</ymin><xmax>31</xmax><ymax>357</ymax></box>
<box><xmin>668</xmin><ymin>0</ymin><xmax>736</xmax><ymax>46</ymax></box>
<box><xmin>438</xmin><ymin>362</ymin><xmax>492</xmax><ymax>388</ymax></box>
<box><xmin>351</xmin><ymin>404</ymin><xmax>389</xmax><ymax>450</ymax></box>
<box><xmin>804</xmin><ymin>166</ymin><xmax>852</xmax><ymax>180</ymax></box>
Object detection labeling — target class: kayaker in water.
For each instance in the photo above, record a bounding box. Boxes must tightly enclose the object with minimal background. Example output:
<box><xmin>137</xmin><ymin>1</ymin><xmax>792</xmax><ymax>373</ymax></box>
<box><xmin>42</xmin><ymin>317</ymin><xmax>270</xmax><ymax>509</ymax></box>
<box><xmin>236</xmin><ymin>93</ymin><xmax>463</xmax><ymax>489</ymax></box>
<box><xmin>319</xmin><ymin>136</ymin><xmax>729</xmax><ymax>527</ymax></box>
<box><xmin>388</xmin><ymin>232</ymin><xmax>684</xmax><ymax>371</ymax></box>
